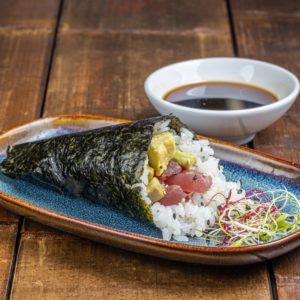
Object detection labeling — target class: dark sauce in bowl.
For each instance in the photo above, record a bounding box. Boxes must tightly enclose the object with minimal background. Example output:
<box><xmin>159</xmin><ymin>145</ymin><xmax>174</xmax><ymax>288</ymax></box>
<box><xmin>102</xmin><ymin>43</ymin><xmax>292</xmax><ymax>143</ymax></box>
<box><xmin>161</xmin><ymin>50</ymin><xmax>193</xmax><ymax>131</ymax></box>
<box><xmin>164</xmin><ymin>82</ymin><xmax>278</xmax><ymax>110</ymax></box>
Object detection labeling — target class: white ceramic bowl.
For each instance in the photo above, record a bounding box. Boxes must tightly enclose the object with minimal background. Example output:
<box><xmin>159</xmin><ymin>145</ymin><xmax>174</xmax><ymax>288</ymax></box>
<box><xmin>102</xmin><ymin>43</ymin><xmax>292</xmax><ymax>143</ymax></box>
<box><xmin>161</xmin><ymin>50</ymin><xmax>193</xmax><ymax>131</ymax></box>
<box><xmin>144</xmin><ymin>58</ymin><xmax>300</xmax><ymax>144</ymax></box>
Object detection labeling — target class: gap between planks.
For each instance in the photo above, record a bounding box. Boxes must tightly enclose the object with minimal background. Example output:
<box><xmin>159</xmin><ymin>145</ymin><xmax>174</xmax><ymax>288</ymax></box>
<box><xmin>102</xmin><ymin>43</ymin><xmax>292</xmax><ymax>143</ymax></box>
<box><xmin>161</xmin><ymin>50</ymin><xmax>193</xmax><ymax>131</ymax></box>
<box><xmin>38</xmin><ymin>0</ymin><xmax>65</xmax><ymax>120</ymax></box>
<box><xmin>225</xmin><ymin>0</ymin><xmax>238</xmax><ymax>56</ymax></box>
<box><xmin>226</xmin><ymin>1</ymin><xmax>279</xmax><ymax>299</ymax></box>
<box><xmin>4</xmin><ymin>0</ymin><xmax>65</xmax><ymax>299</ymax></box>
<box><xmin>4</xmin><ymin>218</ymin><xmax>23</xmax><ymax>300</ymax></box>
<box><xmin>5</xmin><ymin>1</ymin><xmax>275</xmax><ymax>299</ymax></box>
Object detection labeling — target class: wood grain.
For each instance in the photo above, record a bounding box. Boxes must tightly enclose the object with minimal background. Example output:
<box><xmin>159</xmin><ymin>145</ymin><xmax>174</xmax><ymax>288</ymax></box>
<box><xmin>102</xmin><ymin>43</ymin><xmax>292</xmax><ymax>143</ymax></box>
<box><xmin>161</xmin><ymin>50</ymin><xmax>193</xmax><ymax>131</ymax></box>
<box><xmin>272</xmin><ymin>248</ymin><xmax>300</xmax><ymax>300</ymax></box>
<box><xmin>231</xmin><ymin>1</ymin><xmax>300</xmax><ymax>299</ymax></box>
<box><xmin>0</xmin><ymin>0</ymin><xmax>60</xmax><ymax>216</ymax></box>
<box><xmin>230</xmin><ymin>0</ymin><xmax>300</xmax><ymax>162</ymax></box>
<box><xmin>0</xmin><ymin>32</ymin><xmax>53</xmax><ymax>131</ymax></box>
<box><xmin>0</xmin><ymin>0</ymin><xmax>61</xmax><ymax>297</ymax></box>
<box><xmin>11</xmin><ymin>221</ymin><xmax>271</xmax><ymax>300</ymax></box>
<box><xmin>0</xmin><ymin>1</ymin><xmax>60</xmax><ymax>220</ymax></box>
<box><xmin>0</xmin><ymin>209</ymin><xmax>17</xmax><ymax>223</ymax></box>
<box><xmin>44</xmin><ymin>0</ymin><xmax>232</xmax><ymax>119</ymax></box>
<box><xmin>9</xmin><ymin>1</ymin><xmax>271</xmax><ymax>299</ymax></box>
<box><xmin>44</xmin><ymin>32</ymin><xmax>232</xmax><ymax>119</ymax></box>
<box><xmin>0</xmin><ymin>0</ymin><xmax>60</xmax><ymax>131</ymax></box>
<box><xmin>0</xmin><ymin>225</ymin><xmax>18</xmax><ymax>299</ymax></box>
<box><xmin>0</xmin><ymin>0</ymin><xmax>59</xmax><ymax>29</ymax></box>
<box><xmin>61</xmin><ymin>0</ymin><xmax>229</xmax><ymax>32</ymax></box>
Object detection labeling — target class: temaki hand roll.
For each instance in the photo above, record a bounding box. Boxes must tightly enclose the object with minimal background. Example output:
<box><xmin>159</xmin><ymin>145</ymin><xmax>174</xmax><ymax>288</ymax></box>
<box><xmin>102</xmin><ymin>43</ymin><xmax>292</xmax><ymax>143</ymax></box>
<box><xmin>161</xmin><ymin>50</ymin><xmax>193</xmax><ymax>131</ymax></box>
<box><xmin>1</xmin><ymin>115</ymin><xmax>244</xmax><ymax>241</ymax></box>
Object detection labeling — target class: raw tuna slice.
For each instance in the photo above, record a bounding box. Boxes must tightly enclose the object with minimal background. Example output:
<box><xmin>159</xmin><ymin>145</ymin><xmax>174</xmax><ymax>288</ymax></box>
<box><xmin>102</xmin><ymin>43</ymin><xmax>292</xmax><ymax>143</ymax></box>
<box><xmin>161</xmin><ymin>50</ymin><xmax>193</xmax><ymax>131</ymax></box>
<box><xmin>165</xmin><ymin>170</ymin><xmax>212</xmax><ymax>193</ymax></box>
<box><xmin>158</xmin><ymin>161</ymin><xmax>182</xmax><ymax>181</ymax></box>
<box><xmin>159</xmin><ymin>185</ymin><xmax>186</xmax><ymax>206</ymax></box>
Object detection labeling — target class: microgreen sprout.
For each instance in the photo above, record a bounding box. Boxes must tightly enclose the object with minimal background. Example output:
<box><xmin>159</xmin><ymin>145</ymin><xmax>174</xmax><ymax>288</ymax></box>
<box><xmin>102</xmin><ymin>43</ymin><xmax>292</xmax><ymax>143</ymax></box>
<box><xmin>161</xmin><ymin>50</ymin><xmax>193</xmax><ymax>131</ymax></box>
<box><xmin>203</xmin><ymin>188</ymin><xmax>300</xmax><ymax>246</ymax></box>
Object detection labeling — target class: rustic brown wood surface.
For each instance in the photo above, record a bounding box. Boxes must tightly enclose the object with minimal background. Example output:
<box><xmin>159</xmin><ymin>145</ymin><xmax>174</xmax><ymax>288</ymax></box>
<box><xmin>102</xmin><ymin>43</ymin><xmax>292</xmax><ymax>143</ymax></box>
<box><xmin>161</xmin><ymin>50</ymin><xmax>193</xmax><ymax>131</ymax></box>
<box><xmin>0</xmin><ymin>225</ymin><xmax>17</xmax><ymax>300</ymax></box>
<box><xmin>231</xmin><ymin>1</ymin><xmax>300</xmax><ymax>299</ymax></box>
<box><xmin>0</xmin><ymin>0</ymin><xmax>298</xmax><ymax>299</ymax></box>
<box><xmin>9</xmin><ymin>1</ymin><xmax>272</xmax><ymax>300</ymax></box>
<box><xmin>0</xmin><ymin>0</ymin><xmax>60</xmax><ymax>298</ymax></box>
<box><xmin>10</xmin><ymin>221</ymin><xmax>271</xmax><ymax>300</ymax></box>
<box><xmin>44</xmin><ymin>0</ymin><xmax>233</xmax><ymax>119</ymax></box>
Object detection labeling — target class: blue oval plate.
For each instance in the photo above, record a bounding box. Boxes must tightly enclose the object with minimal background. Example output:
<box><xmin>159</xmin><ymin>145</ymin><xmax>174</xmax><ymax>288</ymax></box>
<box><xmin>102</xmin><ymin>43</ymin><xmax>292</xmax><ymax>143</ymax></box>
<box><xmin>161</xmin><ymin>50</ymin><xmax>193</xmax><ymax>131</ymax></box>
<box><xmin>0</xmin><ymin>115</ymin><xmax>299</xmax><ymax>265</ymax></box>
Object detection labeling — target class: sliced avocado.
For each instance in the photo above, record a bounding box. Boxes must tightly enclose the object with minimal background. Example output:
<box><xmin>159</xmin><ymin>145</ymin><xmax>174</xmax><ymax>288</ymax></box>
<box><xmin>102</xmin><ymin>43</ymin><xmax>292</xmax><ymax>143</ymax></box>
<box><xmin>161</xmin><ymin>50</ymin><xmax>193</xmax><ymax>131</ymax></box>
<box><xmin>145</xmin><ymin>165</ymin><xmax>154</xmax><ymax>181</ymax></box>
<box><xmin>147</xmin><ymin>177</ymin><xmax>166</xmax><ymax>202</ymax></box>
<box><xmin>148</xmin><ymin>132</ymin><xmax>176</xmax><ymax>176</ymax></box>
<box><xmin>173</xmin><ymin>150</ymin><xmax>196</xmax><ymax>169</ymax></box>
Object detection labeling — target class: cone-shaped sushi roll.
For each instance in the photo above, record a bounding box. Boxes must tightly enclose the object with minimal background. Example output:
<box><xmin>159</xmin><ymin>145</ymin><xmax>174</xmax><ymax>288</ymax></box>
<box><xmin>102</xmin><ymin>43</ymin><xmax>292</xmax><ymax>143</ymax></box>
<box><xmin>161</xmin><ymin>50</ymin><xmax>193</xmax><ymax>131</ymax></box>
<box><xmin>1</xmin><ymin>115</ymin><xmax>244</xmax><ymax>241</ymax></box>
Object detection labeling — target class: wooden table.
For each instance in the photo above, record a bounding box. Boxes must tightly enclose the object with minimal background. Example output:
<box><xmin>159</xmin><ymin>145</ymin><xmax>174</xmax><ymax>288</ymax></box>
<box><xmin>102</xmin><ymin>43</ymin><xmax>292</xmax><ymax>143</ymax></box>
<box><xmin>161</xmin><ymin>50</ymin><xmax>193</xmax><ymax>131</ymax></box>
<box><xmin>0</xmin><ymin>1</ymin><xmax>299</xmax><ymax>299</ymax></box>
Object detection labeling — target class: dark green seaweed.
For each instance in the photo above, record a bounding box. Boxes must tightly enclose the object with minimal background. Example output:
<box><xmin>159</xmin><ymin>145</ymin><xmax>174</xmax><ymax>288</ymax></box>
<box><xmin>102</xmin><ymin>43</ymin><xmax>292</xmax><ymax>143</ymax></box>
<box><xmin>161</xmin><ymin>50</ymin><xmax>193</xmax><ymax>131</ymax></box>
<box><xmin>1</xmin><ymin>115</ymin><xmax>189</xmax><ymax>222</ymax></box>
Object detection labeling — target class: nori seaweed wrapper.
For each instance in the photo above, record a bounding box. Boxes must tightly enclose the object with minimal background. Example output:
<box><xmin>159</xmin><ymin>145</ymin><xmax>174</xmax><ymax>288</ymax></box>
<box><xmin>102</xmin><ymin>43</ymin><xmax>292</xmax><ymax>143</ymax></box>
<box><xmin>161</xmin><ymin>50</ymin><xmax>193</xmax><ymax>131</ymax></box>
<box><xmin>1</xmin><ymin>115</ymin><xmax>190</xmax><ymax>222</ymax></box>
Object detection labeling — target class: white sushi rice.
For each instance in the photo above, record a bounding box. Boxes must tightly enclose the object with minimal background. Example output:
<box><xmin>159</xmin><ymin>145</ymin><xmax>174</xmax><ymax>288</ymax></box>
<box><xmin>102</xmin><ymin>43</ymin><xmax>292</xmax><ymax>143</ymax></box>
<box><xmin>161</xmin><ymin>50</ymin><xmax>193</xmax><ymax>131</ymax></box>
<box><xmin>139</xmin><ymin>120</ymin><xmax>246</xmax><ymax>242</ymax></box>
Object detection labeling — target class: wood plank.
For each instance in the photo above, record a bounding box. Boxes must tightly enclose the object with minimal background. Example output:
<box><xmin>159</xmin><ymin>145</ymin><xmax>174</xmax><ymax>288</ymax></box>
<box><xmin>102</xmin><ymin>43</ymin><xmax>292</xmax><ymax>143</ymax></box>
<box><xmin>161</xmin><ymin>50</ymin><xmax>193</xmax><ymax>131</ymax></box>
<box><xmin>0</xmin><ymin>0</ymin><xmax>60</xmax><ymax>131</ymax></box>
<box><xmin>230</xmin><ymin>1</ymin><xmax>300</xmax><ymax>299</ymax></box>
<box><xmin>0</xmin><ymin>0</ymin><xmax>59</xmax><ymax>29</ymax></box>
<box><xmin>272</xmin><ymin>249</ymin><xmax>300</xmax><ymax>300</ymax></box>
<box><xmin>0</xmin><ymin>0</ymin><xmax>61</xmax><ymax>297</ymax></box>
<box><xmin>0</xmin><ymin>209</ymin><xmax>17</xmax><ymax>223</ymax></box>
<box><xmin>9</xmin><ymin>1</ymin><xmax>272</xmax><ymax>299</ymax></box>
<box><xmin>61</xmin><ymin>0</ymin><xmax>229</xmax><ymax>32</ymax></box>
<box><xmin>11</xmin><ymin>221</ymin><xmax>270</xmax><ymax>300</ymax></box>
<box><xmin>44</xmin><ymin>0</ymin><xmax>233</xmax><ymax>119</ymax></box>
<box><xmin>230</xmin><ymin>0</ymin><xmax>300</xmax><ymax>161</ymax></box>
<box><xmin>0</xmin><ymin>0</ymin><xmax>60</xmax><ymax>222</ymax></box>
<box><xmin>44</xmin><ymin>32</ymin><xmax>232</xmax><ymax>119</ymax></box>
<box><xmin>0</xmin><ymin>225</ymin><xmax>18</xmax><ymax>300</ymax></box>
<box><xmin>0</xmin><ymin>32</ymin><xmax>54</xmax><ymax>131</ymax></box>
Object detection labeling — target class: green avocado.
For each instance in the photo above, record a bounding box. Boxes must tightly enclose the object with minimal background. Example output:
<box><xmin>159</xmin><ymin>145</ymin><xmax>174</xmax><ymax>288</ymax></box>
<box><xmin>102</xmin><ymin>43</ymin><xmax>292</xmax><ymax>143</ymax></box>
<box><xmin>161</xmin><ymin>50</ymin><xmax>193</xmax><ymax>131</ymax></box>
<box><xmin>147</xmin><ymin>177</ymin><xmax>166</xmax><ymax>202</ymax></box>
<box><xmin>145</xmin><ymin>165</ymin><xmax>154</xmax><ymax>181</ymax></box>
<box><xmin>148</xmin><ymin>131</ymin><xmax>176</xmax><ymax>176</ymax></box>
<box><xmin>173</xmin><ymin>150</ymin><xmax>196</xmax><ymax>169</ymax></box>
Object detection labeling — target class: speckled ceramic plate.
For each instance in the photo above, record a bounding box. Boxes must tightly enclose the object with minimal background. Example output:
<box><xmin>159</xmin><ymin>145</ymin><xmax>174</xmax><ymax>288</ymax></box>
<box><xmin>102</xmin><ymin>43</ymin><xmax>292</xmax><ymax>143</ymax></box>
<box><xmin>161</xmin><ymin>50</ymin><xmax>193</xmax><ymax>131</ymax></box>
<box><xmin>0</xmin><ymin>115</ymin><xmax>299</xmax><ymax>265</ymax></box>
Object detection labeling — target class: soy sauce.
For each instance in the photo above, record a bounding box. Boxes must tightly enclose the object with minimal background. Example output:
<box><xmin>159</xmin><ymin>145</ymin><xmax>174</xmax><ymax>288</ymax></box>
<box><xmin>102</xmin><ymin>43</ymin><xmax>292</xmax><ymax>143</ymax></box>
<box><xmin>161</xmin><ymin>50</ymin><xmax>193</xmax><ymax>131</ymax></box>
<box><xmin>164</xmin><ymin>82</ymin><xmax>277</xmax><ymax>110</ymax></box>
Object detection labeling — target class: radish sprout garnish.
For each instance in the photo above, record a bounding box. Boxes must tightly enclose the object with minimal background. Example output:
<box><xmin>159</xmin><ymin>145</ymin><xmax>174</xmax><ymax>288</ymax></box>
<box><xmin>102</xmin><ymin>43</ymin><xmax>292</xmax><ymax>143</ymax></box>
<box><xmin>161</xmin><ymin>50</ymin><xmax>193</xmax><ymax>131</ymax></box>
<box><xmin>203</xmin><ymin>188</ymin><xmax>300</xmax><ymax>246</ymax></box>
